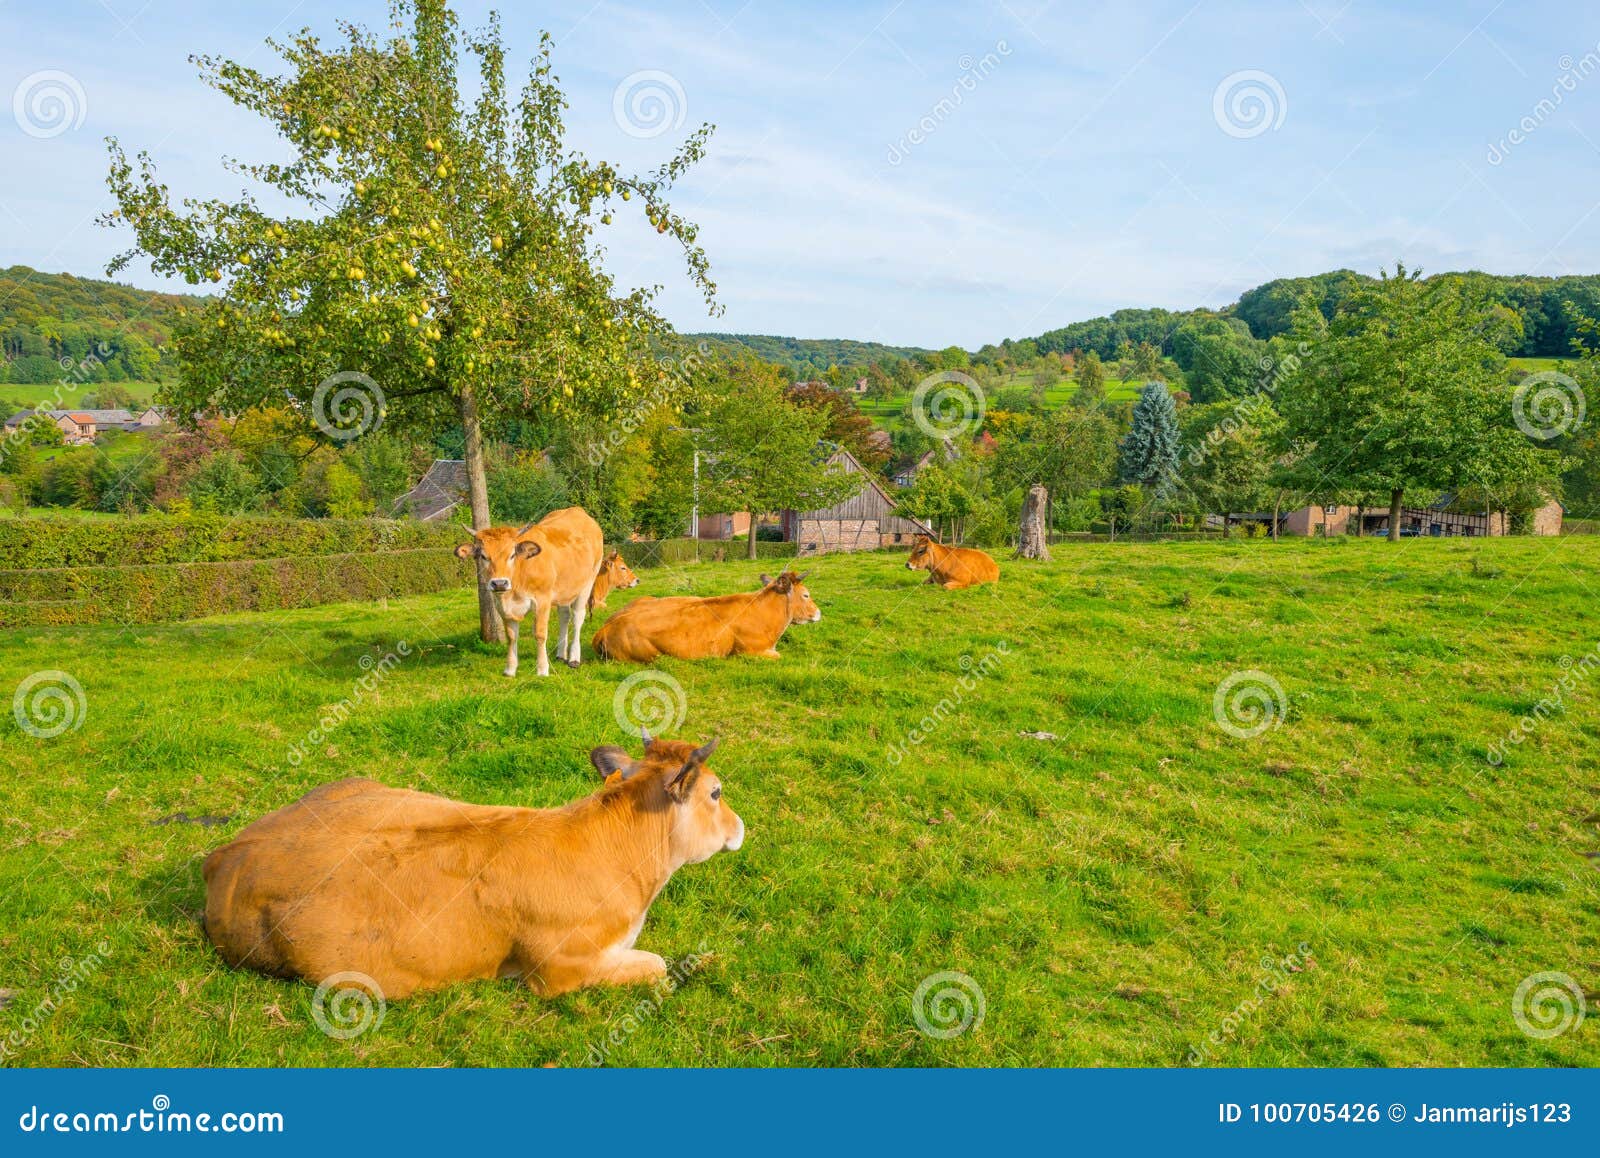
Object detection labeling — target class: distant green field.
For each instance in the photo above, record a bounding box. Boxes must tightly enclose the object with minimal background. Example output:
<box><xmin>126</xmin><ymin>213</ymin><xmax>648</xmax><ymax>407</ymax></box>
<box><xmin>1507</xmin><ymin>357</ymin><xmax>1574</xmax><ymax>376</ymax></box>
<box><xmin>2</xmin><ymin>538</ymin><xmax>1595</xmax><ymax>1066</ymax></box>
<box><xmin>0</xmin><ymin>380</ymin><xmax>162</xmax><ymax>410</ymax></box>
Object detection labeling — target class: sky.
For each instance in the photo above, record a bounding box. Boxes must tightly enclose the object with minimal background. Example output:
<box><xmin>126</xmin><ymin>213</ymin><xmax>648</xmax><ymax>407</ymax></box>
<box><xmin>3</xmin><ymin>0</ymin><xmax>1599</xmax><ymax>349</ymax></box>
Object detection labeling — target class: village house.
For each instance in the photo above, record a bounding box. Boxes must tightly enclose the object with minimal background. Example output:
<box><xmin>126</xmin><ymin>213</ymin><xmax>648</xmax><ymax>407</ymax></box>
<box><xmin>1225</xmin><ymin>494</ymin><xmax>1564</xmax><ymax>538</ymax></box>
<box><xmin>3</xmin><ymin>407</ymin><xmax>163</xmax><ymax>445</ymax></box>
<box><xmin>392</xmin><ymin>459</ymin><xmax>467</xmax><ymax>521</ymax></box>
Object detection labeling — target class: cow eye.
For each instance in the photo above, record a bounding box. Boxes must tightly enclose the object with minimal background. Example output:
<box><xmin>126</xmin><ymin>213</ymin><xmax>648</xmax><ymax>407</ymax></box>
<box><xmin>710</xmin><ymin>787</ymin><xmax>722</xmax><ymax>801</ymax></box>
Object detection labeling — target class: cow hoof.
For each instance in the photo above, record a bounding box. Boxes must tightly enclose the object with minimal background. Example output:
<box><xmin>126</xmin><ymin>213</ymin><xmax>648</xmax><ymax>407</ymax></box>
<box><xmin>503</xmin><ymin>670</ymin><xmax>517</xmax><ymax>678</ymax></box>
<box><xmin>566</xmin><ymin>660</ymin><xmax>581</xmax><ymax>670</ymax></box>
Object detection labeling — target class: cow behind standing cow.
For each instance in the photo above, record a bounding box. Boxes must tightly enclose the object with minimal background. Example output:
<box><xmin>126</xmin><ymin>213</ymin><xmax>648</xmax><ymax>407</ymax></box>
<box><xmin>456</xmin><ymin>506</ymin><xmax>605</xmax><ymax>677</ymax></box>
<box><xmin>587</xmin><ymin>550</ymin><xmax>640</xmax><ymax>614</ymax></box>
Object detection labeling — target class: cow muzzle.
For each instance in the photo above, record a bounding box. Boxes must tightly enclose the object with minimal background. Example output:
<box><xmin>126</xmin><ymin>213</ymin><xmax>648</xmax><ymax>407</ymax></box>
<box><xmin>488</xmin><ymin>578</ymin><xmax>512</xmax><ymax>593</ymax></box>
<box><xmin>724</xmin><ymin>815</ymin><xmax>745</xmax><ymax>852</ymax></box>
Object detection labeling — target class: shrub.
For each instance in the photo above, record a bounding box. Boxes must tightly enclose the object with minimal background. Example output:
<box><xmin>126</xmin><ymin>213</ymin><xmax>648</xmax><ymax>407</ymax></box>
<box><xmin>0</xmin><ymin>514</ymin><xmax>465</xmax><ymax>570</ymax></box>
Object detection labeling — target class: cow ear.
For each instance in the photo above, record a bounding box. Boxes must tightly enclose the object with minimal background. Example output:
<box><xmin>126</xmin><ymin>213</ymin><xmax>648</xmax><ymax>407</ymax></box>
<box><xmin>663</xmin><ymin>738</ymin><xmax>719</xmax><ymax>802</ymax></box>
<box><xmin>590</xmin><ymin>746</ymin><xmax>634</xmax><ymax>780</ymax></box>
<box><xmin>517</xmin><ymin>540</ymin><xmax>543</xmax><ymax>558</ymax></box>
<box><xmin>454</xmin><ymin>543</ymin><xmax>475</xmax><ymax>559</ymax></box>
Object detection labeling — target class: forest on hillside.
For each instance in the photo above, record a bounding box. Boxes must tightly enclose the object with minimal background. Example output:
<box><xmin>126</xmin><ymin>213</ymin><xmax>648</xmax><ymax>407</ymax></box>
<box><xmin>0</xmin><ymin>266</ymin><xmax>198</xmax><ymax>387</ymax></box>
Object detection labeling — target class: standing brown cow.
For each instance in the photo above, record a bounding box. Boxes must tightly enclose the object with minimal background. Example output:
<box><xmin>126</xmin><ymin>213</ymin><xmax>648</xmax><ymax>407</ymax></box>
<box><xmin>905</xmin><ymin>534</ymin><xmax>1000</xmax><ymax>589</ymax></box>
<box><xmin>202</xmin><ymin>737</ymin><xmax>742</xmax><ymax>997</ymax></box>
<box><xmin>456</xmin><ymin>506</ymin><xmax>604</xmax><ymax>677</ymax></box>
<box><xmin>592</xmin><ymin>570</ymin><xmax>821</xmax><ymax>662</ymax></box>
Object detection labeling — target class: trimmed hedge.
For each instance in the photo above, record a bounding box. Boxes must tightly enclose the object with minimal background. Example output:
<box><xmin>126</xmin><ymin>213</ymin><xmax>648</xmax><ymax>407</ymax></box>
<box><xmin>0</xmin><ymin>548</ymin><xmax>470</xmax><ymax>628</ymax></box>
<box><xmin>0</xmin><ymin>515</ymin><xmax>465</xmax><ymax>570</ymax></box>
<box><xmin>615</xmin><ymin>538</ymin><xmax>799</xmax><ymax>568</ymax></box>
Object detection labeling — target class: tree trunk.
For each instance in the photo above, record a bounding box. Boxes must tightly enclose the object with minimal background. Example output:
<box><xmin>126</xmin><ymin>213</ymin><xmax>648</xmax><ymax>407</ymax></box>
<box><xmin>1016</xmin><ymin>484</ymin><xmax>1051</xmax><ymax>560</ymax></box>
<box><xmin>1222</xmin><ymin>512</ymin><xmax>1231</xmax><ymax>539</ymax></box>
<box><xmin>1387</xmin><ymin>488</ymin><xmax>1404</xmax><ymax>544</ymax></box>
<box><xmin>1354</xmin><ymin>504</ymin><xmax>1364</xmax><ymax>537</ymax></box>
<box><xmin>458</xmin><ymin>383</ymin><xmax>505</xmax><ymax>644</ymax></box>
<box><xmin>747</xmin><ymin>513</ymin><xmax>759</xmax><ymax>560</ymax></box>
<box><xmin>1271</xmin><ymin>492</ymin><xmax>1282</xmax><ymax>541</ymax></box>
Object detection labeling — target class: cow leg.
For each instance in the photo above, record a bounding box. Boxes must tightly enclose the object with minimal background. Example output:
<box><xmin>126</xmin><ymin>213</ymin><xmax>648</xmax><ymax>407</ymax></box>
<box><xmin>567</xmin><ymin>587</ymin><xmax>594</xmax><ymax>667</ymax></box>
<box><xmin>587</xmin><ymin>949</ymin><xmax>669</xmax><ymax>989</ymax></box>
<box><xmin>503</xmin><ymin>618</ymin><xmax>520</xmax><ymax>678</ymax></box>
<box><xmin>534</xmin><ymin>602</ymin><xmax>553</xmax><ymax>677</ymax></box>
<box><xmin>556</xmin><ymin>604</ymin><xmax>571</xmax><ymax>662</ymax></box>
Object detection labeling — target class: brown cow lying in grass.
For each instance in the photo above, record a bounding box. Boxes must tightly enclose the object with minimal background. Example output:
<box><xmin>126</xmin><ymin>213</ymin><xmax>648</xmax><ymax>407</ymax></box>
<box><xmin>592</xmin><ymin>570</ymin><xmax>821</xmax><ymax>662</ymax></box>
<box><xmin>587</xmin><ymin>550</ymin><xmax>639</xmax><ymax>613</ymax></box>
<box><xmin>905</xmin><ymin>534</ymin><xmax>1000</xmax><ymax>590</ymax></box>
<box><xmin>202</xmin><ymin>738</ymin><xmax>742</xmax><ymax>998</ymax></box>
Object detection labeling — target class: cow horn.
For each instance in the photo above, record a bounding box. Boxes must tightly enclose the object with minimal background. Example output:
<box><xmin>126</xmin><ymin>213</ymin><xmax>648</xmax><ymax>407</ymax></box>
<box><xmin>796</xmin><ymin>570</ymin><xmax>811</xmax><ymax>582</ymax></box>
<box><xmin>460</xmin><ymin>524</ymin><xmax>478</xmax><ymax>540</ymax></box>
<box><xmin>516</xmin><ymin>521</ymin><xmax>537</xmax><ymax>536</ymax></box>
<box><xmin>640</xmin><ymin>725</ymin><xmax>652</xmax><ymax>746</ymax></box>
<box><xmin>689</xmin><ymin>737</ymin><xmax>719</xmax><ymax>764</ymax></box>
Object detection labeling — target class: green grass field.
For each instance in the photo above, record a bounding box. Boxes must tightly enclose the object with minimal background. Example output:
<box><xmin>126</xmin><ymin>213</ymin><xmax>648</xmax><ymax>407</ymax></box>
<box><xmin>0</xmin><ymin>381</ymin><xmax>162</xmax><ymax>411</ymax></box>
<box><xmin>2</xmin><ymin>538</ymin><xmax>1596</xmax><ymax>1067</ymax></box>
<box><xmin>860</xmin><ymin>375</ymin><xmax>1143</xmax><ymax>428</ymax></box>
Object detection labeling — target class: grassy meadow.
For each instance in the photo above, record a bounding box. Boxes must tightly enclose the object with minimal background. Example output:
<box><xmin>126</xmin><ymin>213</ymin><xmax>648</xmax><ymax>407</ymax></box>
<box><xmin>1</xmin><ymin>537</ymin><xmax>1597</xmax><ymax>1067</ymax></box>
<box><xmin>0</xmin><ymin>380</ymin><xmax>162</xmax><ymax>412</ymax></box>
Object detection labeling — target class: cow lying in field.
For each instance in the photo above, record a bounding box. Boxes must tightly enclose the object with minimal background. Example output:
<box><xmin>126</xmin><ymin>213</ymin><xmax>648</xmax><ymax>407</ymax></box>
<box><xmin>202</xmin><ymin>737</ymin><xmax>742</xmax><ymax>998</ymax></box>
<box><xmin>587</xmin><ymin>550</ymin><xmax>639</xmax><ymax>613</ymax></box>
<box><xmin>592</xmin><ymin>570</ymin><xmax>820</xmax><ymax>663</ymax></box>
<box><xmin>456</xmin><ymin>506</ymin><xmax>604</xmax><ymax>677</ymax></box>
<box><xmin>905</xmin><ymin>534</ymin><xmax>1000</xmax><ymax>590</ymax></box>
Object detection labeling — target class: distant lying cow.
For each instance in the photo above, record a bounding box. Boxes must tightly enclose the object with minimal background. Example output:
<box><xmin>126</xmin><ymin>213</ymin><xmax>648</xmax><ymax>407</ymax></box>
<box><xmin>587</xmin><ymin>551</ymin><xmax>639</xmax><ymax>613</ymax></box>
<box><xmin>202</xmin><ymin>737</ymin><xmax>742</xmax><ymax>997</ymax></box>
<box><xmin>906</xmin><ymin>534</ymin><xmax>1000</xmax><ymax>590</ymax></box>
<box><xmin>593</xmin><ymin>570</ymin><xmax>821</xmax><ymax>662</ymax></box>
<box><xmin>456</xmin><ymin>506</ymin><xmax>604</xmax><ymax>677</ymax></box>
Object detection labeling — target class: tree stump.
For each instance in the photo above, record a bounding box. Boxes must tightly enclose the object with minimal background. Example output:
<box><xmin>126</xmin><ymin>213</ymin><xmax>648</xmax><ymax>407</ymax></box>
<box><xmin>1016</xmin><ymin>483</ymin><xmax>1051</xmax><ymax>561</ymax></box>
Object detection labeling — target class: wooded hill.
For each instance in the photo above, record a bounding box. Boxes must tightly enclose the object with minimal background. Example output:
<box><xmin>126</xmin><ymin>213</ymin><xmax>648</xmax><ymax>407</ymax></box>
<box><xmin>0</xmin><ymin>265</ymin><xmax>200</xmax><ymax>385</ymax></box>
